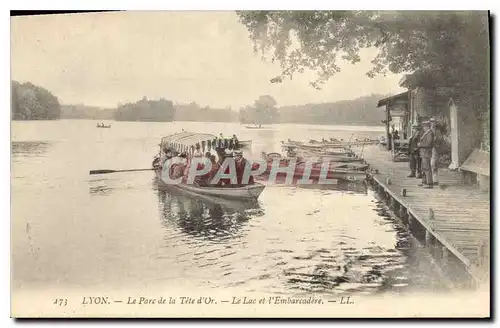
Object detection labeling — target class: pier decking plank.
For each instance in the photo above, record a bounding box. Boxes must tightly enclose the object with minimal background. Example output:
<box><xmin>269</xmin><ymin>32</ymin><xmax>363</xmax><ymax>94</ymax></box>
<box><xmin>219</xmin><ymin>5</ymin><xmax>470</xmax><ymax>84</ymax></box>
<box><xmin>357</xmin><ymin>145</ymin><xmax>490</xmax><ymax>283</ymax></box>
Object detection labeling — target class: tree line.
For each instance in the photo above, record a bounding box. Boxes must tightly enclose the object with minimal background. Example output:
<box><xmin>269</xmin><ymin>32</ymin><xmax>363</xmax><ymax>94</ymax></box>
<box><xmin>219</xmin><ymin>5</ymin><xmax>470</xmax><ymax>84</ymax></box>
<box><xmin>114</xmin><ymin>97</ymin><xmax>176</xmax><ymax>122</ymax></box>
<box><xmin>11</xmin><ymin>80</ymin><xmax>387</xmax><ymax>126</ymax></box>
<box><xmin>11</xmin><ymin>81</ymin><xmax>61</xmax><ymax>120</ymax></box>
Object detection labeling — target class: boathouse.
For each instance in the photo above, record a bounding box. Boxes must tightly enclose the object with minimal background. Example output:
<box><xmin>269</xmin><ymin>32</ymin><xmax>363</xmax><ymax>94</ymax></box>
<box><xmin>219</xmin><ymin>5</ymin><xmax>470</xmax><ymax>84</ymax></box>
<box><xmin>376</xmin><ymin>91</ymin><xmax>410</xmax><ymax>156</ymax></box>
<box><xmin>397</xmin><ymin>70</ymin><xmax>490</xmax><ymax>192</ymax></box>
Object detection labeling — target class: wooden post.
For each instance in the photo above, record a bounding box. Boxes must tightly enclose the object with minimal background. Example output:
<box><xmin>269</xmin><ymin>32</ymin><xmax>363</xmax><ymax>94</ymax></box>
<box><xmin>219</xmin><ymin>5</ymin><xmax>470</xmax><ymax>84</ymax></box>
<box><xmin>407</xmin><ymin>214</ymin><xmax>414</xmax><ymax>229</ymax></box>
<box><xmin>477</xmin><ymin>240</ymin><xmax>489</xmax><ymax>267</ymax></box>
<box><xmin>425</xmin><ymin>230</ymin><xmax>433</xmax><ymax>247</ymax></box>
<box><xmin>441</xmin><ymin>246</ymin><xmax>449</xmax><ymax>270</ymax></box>
<box><xmin>402</xmin><ymin>208</ymin><xmax>409</xmax><ymax>224</ymax></box>
<box><xmin>393</xmin><ymin>201</ymin><xmax>400</xmax><ymax>215</ymax></box>
<box><xmin>385</xmin><ymin>106</ymin><xmax>390</xmax><ymax>150</ymax></box>
<box><xmin>427</xmin><ymin>208</ymin><xmax>435</xmax><ymax>230</ymax></box>
<box><xmin>399</xmin><ymin>206</ymin><xmax>406</xmax><ymax>219</ymax></box>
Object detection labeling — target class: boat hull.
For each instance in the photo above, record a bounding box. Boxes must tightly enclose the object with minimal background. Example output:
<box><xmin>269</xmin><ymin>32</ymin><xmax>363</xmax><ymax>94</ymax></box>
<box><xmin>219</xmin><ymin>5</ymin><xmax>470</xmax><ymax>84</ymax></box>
<box><xmin>154</xmin><ymin>169</ymin><xmax>265</xmax><ymax>200</ymax></box>
<box><xmin>257</xmin><ymin>160</ymin><xmax>368</xmax><ymax>183</ymax></box>
<box><xmin>239</xmin><ymin>140</ymin><xmax>252</xmax><ymax>148</ymax></box>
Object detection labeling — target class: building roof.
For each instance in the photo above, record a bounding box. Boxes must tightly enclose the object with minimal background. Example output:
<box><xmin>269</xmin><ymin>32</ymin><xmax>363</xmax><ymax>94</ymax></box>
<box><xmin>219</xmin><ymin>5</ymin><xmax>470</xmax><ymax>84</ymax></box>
<box><xmin>377</xmin><ymin>91</ymin><xmax>409</xmax><ymax>108</ymax></box>
<box><xmin>399</xmin><ymin>69</ymin><xmax>454</xmax><ymax>89</ymax></box>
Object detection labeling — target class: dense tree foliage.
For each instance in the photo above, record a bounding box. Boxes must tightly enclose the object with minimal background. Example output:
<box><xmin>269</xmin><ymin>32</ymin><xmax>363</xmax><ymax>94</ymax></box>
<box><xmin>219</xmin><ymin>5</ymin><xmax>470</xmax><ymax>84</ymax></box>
<box><xmin>174</xmin><ymin>102</ymin><xmax>238</xmax><ymax>122</ymax></box>
<box><xmin>115</xmin><ymin>97</ymin><xmax>176</xmax><ymax>121</ymax></box>
<box><xmin>279</xmin><ymin>94</ymin><xmax>385</xmax><ymax>125</ymax></box>
<box><xmin>11</xmin><ymin>81</ymin><xmax>61</xmax><ymax>120</ymax></box>
<box><xmin>239</xmin><ymin>95</ymin><xmax>279</xmax><ymax>124</ymax></box>
<box><xmin>236</xmin><ymin>11</ymin><xmax>489</xmax><ymax>93</ymax></box>
<box><xmin>60</xmin><ymin>104</ymin><xmax>115</xmax><ymax>120</ymax></box>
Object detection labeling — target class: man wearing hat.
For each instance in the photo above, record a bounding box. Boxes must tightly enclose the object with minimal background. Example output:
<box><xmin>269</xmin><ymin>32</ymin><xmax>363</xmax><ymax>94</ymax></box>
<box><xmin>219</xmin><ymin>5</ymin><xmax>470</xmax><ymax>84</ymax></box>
<box><xmin>417</xmin><ymin>120</ymin><xmax>435</xmax><ymax>188</ymax></box>
<box><xmin>234</xmin><ymin>149</ymin><xmax>253</xmax><ymax>185</ymax></box>
<box><xmin>219</xmin><ymin>148</ymin><xmax>234</xmax><ymax>185</ymax></box>
<box><xmin>407</xmin><ymin>123</ymin><xmax>422</xmax><ymax>178</ymax></box>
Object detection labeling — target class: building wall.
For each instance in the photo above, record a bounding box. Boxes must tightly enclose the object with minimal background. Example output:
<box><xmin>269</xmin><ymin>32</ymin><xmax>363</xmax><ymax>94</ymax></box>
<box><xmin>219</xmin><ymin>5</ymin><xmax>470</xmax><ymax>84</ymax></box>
<box><xmin>411</xmin><ymin>87</ymin><xmax>449</xmax><ymax>120</ymax></box>
<box><xmin>456</xmin><ymin>100</ymin><xmax>483</xmax><ymax>164</ymax></box>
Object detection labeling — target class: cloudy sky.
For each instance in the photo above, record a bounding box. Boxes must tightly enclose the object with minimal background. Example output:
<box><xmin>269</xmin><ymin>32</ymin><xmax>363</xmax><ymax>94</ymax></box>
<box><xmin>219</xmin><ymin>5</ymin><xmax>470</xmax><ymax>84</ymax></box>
<box><xmin>11</xmin><ymin>11</ymin><xmax>406</xmax><ymax>108</ymax></box>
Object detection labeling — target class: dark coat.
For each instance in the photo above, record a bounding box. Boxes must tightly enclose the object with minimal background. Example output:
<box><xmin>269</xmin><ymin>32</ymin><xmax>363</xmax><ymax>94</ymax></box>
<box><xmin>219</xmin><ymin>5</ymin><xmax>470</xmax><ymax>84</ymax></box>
<box><xmin>418</xmin><ymin>129</ymin><xmax>435</xmax><ymax>158</ymax></box>
<box><xmin>408</xmin><ymin>131</ymin><xmax>421</xmax><ymax>154</ymax></box>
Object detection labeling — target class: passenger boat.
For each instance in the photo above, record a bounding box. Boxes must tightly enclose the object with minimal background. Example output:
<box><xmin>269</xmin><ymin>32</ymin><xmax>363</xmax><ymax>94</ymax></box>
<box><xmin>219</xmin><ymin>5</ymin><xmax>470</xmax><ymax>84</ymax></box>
<box><xmin>96</xmin><ymin>124</ymin><xmax>111</xmax><ymax>128</ymax></box>
<box><xmin>239</xmin><ymin>140</ymin><xmax>252</xmax><ymax>148</ymax></box>
<box><xmin>153</xmin><ymin>131</ymin><xmax>265</xmax><ymax>200</ymax></box>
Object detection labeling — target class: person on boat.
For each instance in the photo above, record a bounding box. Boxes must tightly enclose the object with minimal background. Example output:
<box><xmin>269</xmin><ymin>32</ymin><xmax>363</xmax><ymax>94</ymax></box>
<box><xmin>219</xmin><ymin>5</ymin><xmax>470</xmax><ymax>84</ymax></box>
<box><xmin>183</xmin><ymin>152</ymin><xmax>207</xmax><ymax>185</ymax></box>
<box><xmin>215</xmin><ymin>148</ymin><xmax>224</xmax><ymax>165</ymax></box>
<box><xmin>207</xmin><ymin>154</ymin><xmax>221</xmax><ymax>186</ymax></box>
<box><xmin>169</xmin><ymin>151</ymin><xmax>187</xmax><ymax>180</ymax></box>
<box><xmin>195</xmin><ymin>152</ymin><xmax>214</xmax><ymax>186</ymax></box>
<box><xmin>220</xmin><ymin>149</ymin><xmax>234</xmax><ymax>186</ymax></box>
<box><xmin>234</xmin><ymin>150</ymin><xmax>254</xmax><ymax>185</ymax></box>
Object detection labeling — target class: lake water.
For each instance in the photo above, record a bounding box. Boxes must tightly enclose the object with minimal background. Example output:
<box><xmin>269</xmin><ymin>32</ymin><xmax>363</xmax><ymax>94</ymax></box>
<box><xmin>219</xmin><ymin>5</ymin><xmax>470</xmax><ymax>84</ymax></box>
<box><xmin>11</xmin><ymin>120</ymin><xmax>447</xmax><ymax>297</ymax></box>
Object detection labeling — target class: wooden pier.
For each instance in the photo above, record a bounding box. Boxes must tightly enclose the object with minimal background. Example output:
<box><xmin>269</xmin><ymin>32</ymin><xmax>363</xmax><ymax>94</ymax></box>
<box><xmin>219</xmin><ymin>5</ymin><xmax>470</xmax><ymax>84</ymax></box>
<box><xmin>357</xmin><ymin>145</ymin><xmax>490</xmax><ymax>286</ymax></box>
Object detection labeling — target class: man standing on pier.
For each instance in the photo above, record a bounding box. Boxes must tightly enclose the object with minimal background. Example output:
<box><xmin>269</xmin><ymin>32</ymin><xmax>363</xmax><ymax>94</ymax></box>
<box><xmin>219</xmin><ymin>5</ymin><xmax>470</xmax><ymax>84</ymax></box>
<box><xmin>408</xmin><ymin>123</ymin><xmax>422</xmax><ymax>178</ymax></box>
<box><xmin>417</xmin><ymin>121</ymin><xmax>435</xmax><ymax>188</ymax></box>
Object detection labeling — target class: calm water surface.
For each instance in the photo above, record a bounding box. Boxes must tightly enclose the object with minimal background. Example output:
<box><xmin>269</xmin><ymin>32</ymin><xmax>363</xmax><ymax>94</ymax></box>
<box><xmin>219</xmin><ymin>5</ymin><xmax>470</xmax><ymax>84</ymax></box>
<box><xmin>11</xmin><ymin>120</ymin><xmax>446</xmax><ymax>296</ymax></box>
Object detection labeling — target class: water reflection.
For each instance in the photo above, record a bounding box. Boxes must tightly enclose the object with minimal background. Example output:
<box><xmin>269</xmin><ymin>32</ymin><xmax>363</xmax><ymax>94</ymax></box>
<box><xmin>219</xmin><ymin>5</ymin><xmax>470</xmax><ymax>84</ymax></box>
<box><xmin>11</xmin><ymin>141</ymin><xmax>52</xmax><ymax>157</ymax></box>
<box><xmin>279</xmin><ymin>198</ymin><xmax>417</xmax><ymax>295</ymax></box>
<box><xmin>296</xmin><ymin>181</ymin><xmax>368</xmax><ymax>194</ymax></box>
<box><xmin>157</xmin><ymin>187</ymin><xmax>264</xmax><ymax>242</ymax></box>
<box><xmin>88</xmin><ymin>179</ymin><xmax>115</xmax><ymax>196</ymax></box>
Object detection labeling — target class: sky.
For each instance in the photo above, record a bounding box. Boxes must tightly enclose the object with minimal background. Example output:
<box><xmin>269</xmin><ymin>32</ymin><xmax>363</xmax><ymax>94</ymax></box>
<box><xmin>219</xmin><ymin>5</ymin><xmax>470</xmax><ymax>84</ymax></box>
<box><xmin>11</xmin><ymin>11</ymin><xmax>406</xmax><ymax>109</ymax></box>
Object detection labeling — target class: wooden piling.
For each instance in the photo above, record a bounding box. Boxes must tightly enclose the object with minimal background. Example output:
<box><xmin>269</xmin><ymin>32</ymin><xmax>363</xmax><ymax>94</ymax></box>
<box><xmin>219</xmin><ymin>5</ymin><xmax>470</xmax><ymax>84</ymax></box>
<box><xmin>354</xmin><ymin>146</ymin><xmax>490</xmax><ymax>286</ymax></box>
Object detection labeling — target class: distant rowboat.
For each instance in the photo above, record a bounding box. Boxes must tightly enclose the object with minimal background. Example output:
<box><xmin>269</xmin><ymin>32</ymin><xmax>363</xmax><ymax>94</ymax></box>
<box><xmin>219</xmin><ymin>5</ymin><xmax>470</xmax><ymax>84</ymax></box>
<box><xmin>245</xmin><ymin>124</ymin><xmax>264</xmax><ymax>129</ymax></box>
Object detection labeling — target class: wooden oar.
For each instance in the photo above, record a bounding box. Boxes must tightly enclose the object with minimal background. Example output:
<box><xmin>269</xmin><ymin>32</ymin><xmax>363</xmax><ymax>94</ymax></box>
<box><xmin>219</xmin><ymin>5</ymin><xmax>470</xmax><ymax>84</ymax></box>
<box><xmin>89</xmin><ymin>168</ymin><xmax>155</xmax><ymax>175</ymax></box>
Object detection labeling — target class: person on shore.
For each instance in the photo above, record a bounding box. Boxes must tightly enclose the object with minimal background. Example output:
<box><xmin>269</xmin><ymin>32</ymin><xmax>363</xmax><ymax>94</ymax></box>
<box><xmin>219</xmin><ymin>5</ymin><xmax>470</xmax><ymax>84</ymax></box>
<box><xmin>417</xmin><ymin>121</ymin><xmax>435</xmax><ymax>188</ymax></box>
<box><xmin>430</xmin><ymin>117</ymin><xmax>442</xmax><ymax>186</ymax></box>
<box><xmin>408</xmin><ymin>123</ymin><xmax>422</xmax><ymax>178</ymax></box>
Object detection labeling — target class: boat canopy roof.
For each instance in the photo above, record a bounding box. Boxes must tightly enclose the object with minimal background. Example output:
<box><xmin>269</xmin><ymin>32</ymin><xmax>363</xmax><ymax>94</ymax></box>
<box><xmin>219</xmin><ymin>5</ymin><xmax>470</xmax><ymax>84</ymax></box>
<box><xmin>160</xmin><ymin>131</ymin><xmax>219</xmax><ymax>154</ymax></box>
